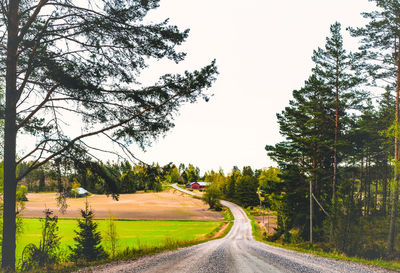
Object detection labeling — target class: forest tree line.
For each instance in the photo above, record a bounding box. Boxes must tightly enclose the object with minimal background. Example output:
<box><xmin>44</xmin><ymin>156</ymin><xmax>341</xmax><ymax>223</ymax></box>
<box><xmin>266</xmin><ymin>1</ymin><xmax>400</xmax><ymax>260</ymax></box>
<box><xmin>16</xmin><ymin>158</ymin><xmax>280</xmax><ymax>210</ymax></box>
<box><xmin>16</xmin><ymin>160</ymin><xmax>204</xmax><ymax>195</ymax></box>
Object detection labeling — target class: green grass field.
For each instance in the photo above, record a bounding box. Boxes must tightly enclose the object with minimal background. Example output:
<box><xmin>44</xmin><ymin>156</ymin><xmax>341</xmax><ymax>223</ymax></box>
<box><xmin>16</xmin><ymin>218</ymin><xmax>222</xmax><ymax>263</ymax></box>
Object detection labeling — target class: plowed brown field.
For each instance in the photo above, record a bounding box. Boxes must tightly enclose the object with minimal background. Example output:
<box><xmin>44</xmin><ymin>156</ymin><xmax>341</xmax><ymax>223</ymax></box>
<box><xmin>22</xmin><ymin>189</ymin><xmax>223</xmax><ymax>221</ymax></box>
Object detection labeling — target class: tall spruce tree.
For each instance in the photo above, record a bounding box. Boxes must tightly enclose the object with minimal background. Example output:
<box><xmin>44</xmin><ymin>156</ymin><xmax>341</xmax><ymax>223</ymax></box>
<box><xmin>69</xmin><ymin>201</ymin><xmax>107</xmax><ymax>262</ymax></box>
<box><xmin>0</xmin><ymin>0</ymin><xmax>217</xmax><ymax>269</ymax></box>
<box><xmin>349</xmin><ymin>0</ymin><xmax>400</xmax><ymax>253</ymax></box>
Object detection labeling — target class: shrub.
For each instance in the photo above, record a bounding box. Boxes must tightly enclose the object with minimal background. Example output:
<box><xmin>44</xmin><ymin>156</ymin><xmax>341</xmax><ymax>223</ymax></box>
<box><xmin>104</xmin><ymin>213</ymin><xmax>119</xmax><ymax>258</ymax></box>
<box><xmin>21</xmin><ymin>209</ymin><xmax>60</xmax><ymax>271</ymax></box>
<box><xmin>214</xmin><ymin>202</ymin><xmax>223</xmax><ymax>211</ymax></box>
<box><xmin>16</xmin><ymin>185</ymin><xmax>28</xmax><ymax>201</ymax></box>
<box><xmin>202</xmin><ymin>185</ymin><xmax>221</xmax><ymax>209</ymax></box>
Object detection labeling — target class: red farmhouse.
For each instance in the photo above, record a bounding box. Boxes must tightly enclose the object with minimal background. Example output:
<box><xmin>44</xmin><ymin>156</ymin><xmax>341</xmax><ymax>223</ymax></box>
<box><xmin>191</xmin><ymin>182</ymin><xmax>211</xmax><ymax>189</ymax></box>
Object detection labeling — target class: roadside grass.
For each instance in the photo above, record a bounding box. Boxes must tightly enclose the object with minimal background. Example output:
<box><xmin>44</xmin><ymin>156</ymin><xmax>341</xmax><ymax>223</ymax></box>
<box><xmin>41</xmin><ymin>219</ymin><xmax>232</xmax><ymax>273</ymax></box>
<box><xmin>17</xmin><ymin>218</ymin><xmax>222</xmax><ymax>265</ymax></box>
<box><xmin>223</xmin><ymin>206</ymin><xmax>234</xmax><ymax>222</ymax></box>
<box><xmin>13</xmin><ymin>187</ymin><xmax>234</xmax><ymax>272</ymax></box>
<box><xmin>161</xmin><ymin>185</ymin><xmax>173</xmax><ymax>190</ymax></box>
<box><xmin>16</xmin><ymin>202</ymin><xmax>234</xmax><ymax>273</ymax></box>
<box><xmin>243</xmin><ymin>208</ymin><xmax>261</xmax><ymax>240</ymax></box>
<box><xmin>244</xmin><ymin>208</ymin><xmax>400</xmax><ymax>272</ymax></box>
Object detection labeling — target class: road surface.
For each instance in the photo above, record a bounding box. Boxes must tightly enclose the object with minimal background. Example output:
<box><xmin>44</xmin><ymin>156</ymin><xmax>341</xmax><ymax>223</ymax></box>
<box><xmin>76</xmin><ymin>185</ymin><xmax>395</xmax><ymax>273</ymax></box>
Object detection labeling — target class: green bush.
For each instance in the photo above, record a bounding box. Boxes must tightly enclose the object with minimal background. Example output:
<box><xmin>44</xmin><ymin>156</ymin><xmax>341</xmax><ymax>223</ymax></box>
<box><xmin>104</xmin><ymin>213</ymin><xmax>119</xmax><ymax>258</ymax></box>
<box><xmin>17</xmin><ymin>185</ymin><xmax>28</xmax><ymax>201</ymax></box>
<box><xmin>202</xmin><ymin>185</ymin><xmax>221</xmax><ymax>209</ymax></box>
<box><xmin>21</xmin><ymin>209</ymin><xmax>60</xmax><ymax>271</ymax></box>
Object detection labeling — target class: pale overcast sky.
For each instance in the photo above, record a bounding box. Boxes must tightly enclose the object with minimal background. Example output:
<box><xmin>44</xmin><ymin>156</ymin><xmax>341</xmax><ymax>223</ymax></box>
<box><xmin>121</xmin><ymin>0</ymin><xmax>375</xmax><ymax>174</ymax></box>
<box><xmin>17</xmin><ymin>0</ymin><xmax>377</xmax><ymax>174</ymax></box>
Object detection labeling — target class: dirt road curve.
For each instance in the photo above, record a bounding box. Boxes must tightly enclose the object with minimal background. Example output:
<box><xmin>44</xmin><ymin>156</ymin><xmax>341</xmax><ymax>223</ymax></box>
<box><xmin>76</xmin><ymin>187</ymin><xmax>395</xmax><ymax>273</ymax></box>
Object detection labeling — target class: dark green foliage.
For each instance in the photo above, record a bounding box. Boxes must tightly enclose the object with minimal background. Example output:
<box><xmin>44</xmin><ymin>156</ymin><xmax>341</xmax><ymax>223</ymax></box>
<box><xmin>348</xmin><ymin>0</ymin><xmax>400</xmax><ymax>86</ymax></box>
<box><xmin>266</xmin><ymin>21</ymin><xmax>367</xmax><ymax>244</ymax></box>
<box><xmin>242</xmin><ymin>166</ymin><xmax>254</xmax><ymax>177</ymax></box>
<box><xmin>16</xmin><ymin>185</ymin><xmax>28</xmax><ymax>202</ymax></box>
<box><xmin>2</xmin><ymin>0</ymin><xmax>218</xmax><ymax>267</ymax></box>
<box><xmin>235</xmin><ymin>176</ymin><xmax>259</xmax><ymax>207</ymax></box>
<box><xmin>202</xmin><ymin>185</ymin><xmax>221</xmax><ymax>209</ymax></box>
<box><xmin>262</xmin><ymin>3</ymin><xmax>400</xmax><ymax>260</ymax></box>
<box><xmin>183</xmin><ymin>164</ymin><xmax>201</xmax><ymax>183</ymax></box>
<box><xmin>349</xmin><ymin>0</ymin><xmax>400</xmax><ymax>254</ymax></box>
<box><xmin>258</xmin><ymin>167</ymin><xmax>281</xmax><ymax>195</ymax></box>
<box><xmin>266</xmin><ymin>74</ymin><xmax>334</xmax><ymax>239</ymax></box>
<box><xmin>38</xmin><ymin>172</ymin><xmax>45</xmax><ymax>192</ymax></box>
<box><xmin>120</xmin><ymin>169</ymin><xmax>138</xmax><ymax>193</ymax></box>
<box><xmin>328</xmin><ymin>178</ymin><xmax>363</xmax><ymax>256</ymax></box>
<box><xmin>69</xmin><ymin>202</ymin><xmax>108</xmax><ymax>263</ymax></box>
<box><xmin>226</xmin><ymin>169</ymin><xmax>239</xmax><ymax>199</ymax></box>
<box><xmin>313</xmin><ymin>22</ymin><xmax>364</xmax><ymax>99</ymax></box>
<box><xmin>275</xmin><ymin>166</ymin><xmax>310</xmax><ymax>240</ymax></box>
<box><xmin>21</xmin><ymin>210</ymin><xmax>60</xmax><ymax>271</ymax></box>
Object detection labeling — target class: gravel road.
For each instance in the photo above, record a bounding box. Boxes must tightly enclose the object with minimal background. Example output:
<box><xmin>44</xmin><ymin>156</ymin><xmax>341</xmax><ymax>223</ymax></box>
<box><xmin>75</xmin><ymin>185</ymin><xmax>396</xmax><ymax>273</ymax></box>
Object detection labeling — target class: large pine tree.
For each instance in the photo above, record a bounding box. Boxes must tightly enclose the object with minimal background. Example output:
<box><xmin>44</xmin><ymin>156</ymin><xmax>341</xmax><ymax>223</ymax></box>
<box><xmin>0</xmin><ymin>0</ymin><xmax>217</xmax><ymax>269</ymax></box>
<box><xmin>267</xmin><ymin>22</ymin><xmax>363</xmax><ymax>241</ymax></box>
<box><xmin>349</xmin><ymin>0</ymin><xmax>400</xmax><ymax>253</ymax></box>
<box><xmin>266</xmin><ymin>74</ymin><xmax>334</xmax><ymax>239</ymax></box>
<box><xmin>312</xmin><ymin>22</ymin><xmax>363</xmax><ymax>213</ymax></box>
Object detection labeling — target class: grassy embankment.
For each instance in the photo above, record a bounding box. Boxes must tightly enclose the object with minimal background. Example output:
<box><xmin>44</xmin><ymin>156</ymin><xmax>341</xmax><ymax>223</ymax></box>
<box><xmin>244</xmin><ymin>208</ymin><xmax>400</xmax><ymax>272</ymax></box>
<box><xmin>17</xmin><ymin>218</ymin><xmax>221</xmax><ymax>262</ymax></box>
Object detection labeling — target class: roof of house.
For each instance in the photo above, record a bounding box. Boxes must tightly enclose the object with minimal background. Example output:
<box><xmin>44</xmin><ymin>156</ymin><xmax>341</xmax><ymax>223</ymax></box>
<box><xmin>72</xmin><ymin>187</ymin><xmax>89</xmax><ymax>195</ymax></box>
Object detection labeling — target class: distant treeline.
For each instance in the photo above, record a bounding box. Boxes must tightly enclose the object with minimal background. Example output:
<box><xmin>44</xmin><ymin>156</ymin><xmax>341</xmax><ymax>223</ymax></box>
<box><xmin>17</xmin><ymin>160</ymin><xmax>212</xmax><ymax>194</ymax></box>
<box><xmin>203</xmin><ymin>166</ymin><xmax>280</xmax><ymax>208</ymax></box>
<box><xmin>16</xmin><ymin>159</ymin><xmax>280</xmax><ymax>209</ymax></box>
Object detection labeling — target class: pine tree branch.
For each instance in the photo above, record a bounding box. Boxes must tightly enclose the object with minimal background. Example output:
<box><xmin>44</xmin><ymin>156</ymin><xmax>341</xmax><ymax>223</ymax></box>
<box><xmin>17</xmin><ymin>0</ymin><xmax>49</xmax><ymax>44</ymax></box>
<box><xmin>16</xmin><ymin>91</ymin><xmax>182</xmax><ymax>182</ymax></box>
<box><xmin>17</xmin><ymin>84</ymin><xmax>59</xmax><ymax>130</ymax></box>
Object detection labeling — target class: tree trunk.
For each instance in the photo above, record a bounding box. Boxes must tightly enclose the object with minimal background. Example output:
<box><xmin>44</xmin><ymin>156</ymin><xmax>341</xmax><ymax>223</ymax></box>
<box><xmin>366</xmin><ymin>152</ymin><xmax>371</xmax><ymax>216</ymax></box>
<box><xmin>375</xmin><ymin>178</ymin><xmax>378</xmax><ymax>214</ymax></box>
<box><xmin>388</xmin><ymin>35</ymin><xmax>400</xmax><ymax>253</ymax></box>
<box><xmin>351</xmin><ymin>172</ymin><xmax>355</xmax><ymax>200</ymax></box>
<box><xmin>333</xmin><ymin>78</ymin><xmax>339</xmax><ymax>207</ymax></box>
<box><xmin>310</xmin><ymin>158</ymin><xmax>316</xmax><ymax>243</ymax></box>
<box><xmin>2</xmin><ymin>0</ymin><xmax>19</xmax><ymax>270</ymax></box>
<box><xmin>359</xmin><ymin>156</ymin><xmax>364</xmax><ymax>206</ymax></box>
<box><xmin>383</xmin><ymin>160</ymin><xmax>388</xmax><ymax>215</ymax></box>
<box><xmin>330</xmin><ymin>63</ymin><xmax>340</xmax><ymax>241</ymax></box>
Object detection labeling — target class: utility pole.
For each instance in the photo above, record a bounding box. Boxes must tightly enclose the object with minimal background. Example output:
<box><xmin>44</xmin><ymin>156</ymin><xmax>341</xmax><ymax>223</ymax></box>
<box><xmin>262</xmin><ymin>205</ymin><xmax>264</xmax><ymax>225</ymax></box>
<box><xmin>310</xmin><ymin>180</ymin><xmax>313</xmax><ymax>244</ymax></box>
<box><xmin>259</xmin><ymin>191</ymin><xmax>265</xmax><ymax>232</ymax></box>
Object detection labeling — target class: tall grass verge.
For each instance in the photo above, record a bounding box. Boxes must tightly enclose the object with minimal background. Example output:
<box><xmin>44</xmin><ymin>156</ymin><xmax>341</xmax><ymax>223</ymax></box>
<box><xmin>17</xmin><ymin>210</ymin><xmax>233</xmax><ymax>273</ymax></box>
<box><xmin>245</xmin><ymin>208</ymin><xmax>400</xmax><ymax>272</ymax></box>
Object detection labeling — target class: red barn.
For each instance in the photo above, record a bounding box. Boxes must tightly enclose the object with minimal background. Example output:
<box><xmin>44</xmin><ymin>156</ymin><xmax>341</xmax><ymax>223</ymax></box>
<box><xmin>191</xmin><ymin>182</ymin><xmax>211</xmax><ymax>189</ymax></box>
